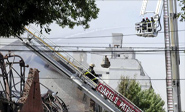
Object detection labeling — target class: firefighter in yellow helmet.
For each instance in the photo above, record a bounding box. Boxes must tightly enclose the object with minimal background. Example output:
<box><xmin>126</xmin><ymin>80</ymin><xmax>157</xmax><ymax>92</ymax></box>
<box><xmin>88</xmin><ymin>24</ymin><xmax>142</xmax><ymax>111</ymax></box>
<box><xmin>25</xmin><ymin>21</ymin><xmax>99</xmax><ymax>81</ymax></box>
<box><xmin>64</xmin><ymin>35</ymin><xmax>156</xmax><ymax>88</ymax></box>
<box><xmin>84</xmin><ymin>63</ymin><xmax>99</xmax><ymax>84</ymax></box>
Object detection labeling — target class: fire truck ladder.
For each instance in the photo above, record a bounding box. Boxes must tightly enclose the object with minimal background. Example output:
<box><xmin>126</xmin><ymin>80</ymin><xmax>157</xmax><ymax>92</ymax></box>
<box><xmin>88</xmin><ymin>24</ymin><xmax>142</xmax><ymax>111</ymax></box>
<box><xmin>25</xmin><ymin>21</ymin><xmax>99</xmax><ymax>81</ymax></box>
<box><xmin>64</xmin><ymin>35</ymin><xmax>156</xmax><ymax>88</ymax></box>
<box><xmin>17</xmin><ymin>25</ymin><xmax>142</xmax><ymax>112</ymax></box>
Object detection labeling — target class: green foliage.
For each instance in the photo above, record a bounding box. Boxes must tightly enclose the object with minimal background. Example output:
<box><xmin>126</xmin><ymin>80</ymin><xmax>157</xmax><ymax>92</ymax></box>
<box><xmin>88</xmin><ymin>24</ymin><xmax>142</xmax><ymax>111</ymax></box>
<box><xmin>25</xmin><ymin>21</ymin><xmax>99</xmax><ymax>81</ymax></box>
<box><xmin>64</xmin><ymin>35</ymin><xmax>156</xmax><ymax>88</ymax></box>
<box><xmin>118</xmin><ymin>76</ymin><xmax>165</xmax><ymax>112</ymax></box>
<box><xmin>0</xmin><ymin>0</ymin><xmax>99</xmax><ymax>37</ymax></box>
<box><xmin>177</xmin><ymin>0</ymin><xmax>185</xmax><ymax>21</ymax></box>
<box><xmin>118</xmin><ymin>76</ymin><xmax>141</xmax><ymax>106</ymax></box>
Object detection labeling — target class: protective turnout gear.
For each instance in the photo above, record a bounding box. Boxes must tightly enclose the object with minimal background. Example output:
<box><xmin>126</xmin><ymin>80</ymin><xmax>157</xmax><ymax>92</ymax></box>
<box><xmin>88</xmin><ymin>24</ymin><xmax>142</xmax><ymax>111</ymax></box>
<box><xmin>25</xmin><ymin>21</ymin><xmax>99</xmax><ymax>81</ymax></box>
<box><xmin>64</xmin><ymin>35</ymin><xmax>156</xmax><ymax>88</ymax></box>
<box><xmin>141</xmin><ymin>17</ymin><xmax>146</xmax><ymax>31</ymax></box>
<box><xmin>146</xmin><ymin>17</ymin><xmax>150</xmax><ymax>22</ymax></box>
<box><xmin>151</xmin><ymin>17</ymin><xmax>155</xmax><ymax>23</ymax></box>
<box><xmin>141</xmin><ymin>18</ymin><xmax>145</xmax><ymax>22</ymax></box>
<box><xmin>84</xmin><ymin>65</ymin><xmax>98</xmax><ymax>84</ymax></box>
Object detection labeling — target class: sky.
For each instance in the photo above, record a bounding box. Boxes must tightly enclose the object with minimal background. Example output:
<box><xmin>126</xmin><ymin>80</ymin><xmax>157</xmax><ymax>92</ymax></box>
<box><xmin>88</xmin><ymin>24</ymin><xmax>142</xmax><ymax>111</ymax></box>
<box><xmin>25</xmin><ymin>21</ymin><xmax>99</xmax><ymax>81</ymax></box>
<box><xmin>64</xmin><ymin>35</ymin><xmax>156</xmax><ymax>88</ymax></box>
<box><xmin>1</xmin><ymin>0</ymin><xmax>185</xmax><ymax>111</ymax></box>
<box><xmin>37</xmin><ymin>1</ymin><xmax>185</xmax><ymax>111</ymax></box>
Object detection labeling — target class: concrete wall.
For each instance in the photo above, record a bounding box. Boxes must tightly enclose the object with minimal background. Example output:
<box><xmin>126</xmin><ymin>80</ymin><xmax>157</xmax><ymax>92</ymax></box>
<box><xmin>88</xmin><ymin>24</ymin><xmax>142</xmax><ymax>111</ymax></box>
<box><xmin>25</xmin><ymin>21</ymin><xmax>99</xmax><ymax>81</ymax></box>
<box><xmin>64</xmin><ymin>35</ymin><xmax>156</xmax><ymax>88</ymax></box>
<box><xmin>90</xmin><ymin>47</ymin><xmax>151</xmax><ymax>91</ymax></box>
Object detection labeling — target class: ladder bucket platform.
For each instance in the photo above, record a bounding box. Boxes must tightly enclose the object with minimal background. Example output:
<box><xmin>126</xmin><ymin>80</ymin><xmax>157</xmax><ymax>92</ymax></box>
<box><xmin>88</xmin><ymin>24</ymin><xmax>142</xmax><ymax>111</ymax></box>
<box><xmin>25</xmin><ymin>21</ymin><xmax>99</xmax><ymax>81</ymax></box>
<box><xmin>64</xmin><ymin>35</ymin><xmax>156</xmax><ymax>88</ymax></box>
<box><xmin>135</xmin><ymin>22</ymin><xmax>157</xmax><ymax>37</ymax></box>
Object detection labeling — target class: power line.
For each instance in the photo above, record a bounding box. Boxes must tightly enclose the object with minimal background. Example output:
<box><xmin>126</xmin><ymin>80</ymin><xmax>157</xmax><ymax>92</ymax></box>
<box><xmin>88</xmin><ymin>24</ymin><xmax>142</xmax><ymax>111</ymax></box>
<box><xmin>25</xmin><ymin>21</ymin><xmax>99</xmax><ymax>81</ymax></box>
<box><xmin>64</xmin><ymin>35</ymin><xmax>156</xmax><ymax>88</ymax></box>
<box><xmin>12</xmin><ymin>77</ymin><xmax>185</xmax><ymax>80</ymax></box>
<box><xmin>0</xmin><ymin>49</ymin><xmax>185</xmax><ymax>53</ymax></box>
<box><xmin>1</xmin><ymin>41</ymin><xmax>185</xmax><ymax>46</ymax></box>
<box><xmin>0</xmin><ymin>42</ymin><xmax>163</xmax><ymax>44</ymax></box>
<box><xmin>2</xmin><ymin>44</ymin><xmax>185</xmax><ymax>49</ymax></box>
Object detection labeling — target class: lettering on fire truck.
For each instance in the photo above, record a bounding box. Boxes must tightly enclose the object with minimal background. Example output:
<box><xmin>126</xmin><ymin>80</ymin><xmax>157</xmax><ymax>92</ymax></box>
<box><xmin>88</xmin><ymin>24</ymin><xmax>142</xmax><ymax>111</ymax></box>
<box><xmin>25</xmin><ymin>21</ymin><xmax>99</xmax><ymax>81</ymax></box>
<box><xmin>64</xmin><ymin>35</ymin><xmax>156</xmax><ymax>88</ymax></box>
<box><xmin>96</xmin><ymin>83</ymin><xmax>142</xmax><ymax>112</ymax></box>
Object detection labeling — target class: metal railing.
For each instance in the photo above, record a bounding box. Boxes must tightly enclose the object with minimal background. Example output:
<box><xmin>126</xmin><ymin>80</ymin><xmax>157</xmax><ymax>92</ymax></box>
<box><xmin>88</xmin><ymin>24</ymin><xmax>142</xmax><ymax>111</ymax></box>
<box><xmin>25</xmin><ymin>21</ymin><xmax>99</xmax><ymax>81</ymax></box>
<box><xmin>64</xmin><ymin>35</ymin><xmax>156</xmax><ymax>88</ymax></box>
<box><xmin>24</xmin><ymin>26</ymin><xmax>103</xmax><ymax>87</ymax></box>
<box><xmin>23</xmin><ymin>25</ymin><xmax>142</xmax><ymax>112</ymax></box>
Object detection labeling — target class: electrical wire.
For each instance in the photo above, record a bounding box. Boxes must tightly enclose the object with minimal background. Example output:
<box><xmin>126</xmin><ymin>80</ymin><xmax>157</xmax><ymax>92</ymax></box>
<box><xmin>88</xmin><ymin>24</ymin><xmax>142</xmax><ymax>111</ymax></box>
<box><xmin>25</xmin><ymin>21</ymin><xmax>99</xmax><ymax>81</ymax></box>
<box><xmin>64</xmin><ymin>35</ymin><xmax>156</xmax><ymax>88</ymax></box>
<box><xmin>11</xmin><ymin>77</ymin><xmax>185</xmax><ymax>80</ymax></box>
<box><xmin>2</xmin><ymin>44</ymin><xmax>185</xmax><ymax>48</ymax></box>
<box><xmin>1</xmin><ymin>42</ymin><xmax>184</xmax><ymax>45</ymax></box>
<box><xmin>0</xmin><ymin>49</ymin><xmax>185</xmax><ymax>52</ymax></box>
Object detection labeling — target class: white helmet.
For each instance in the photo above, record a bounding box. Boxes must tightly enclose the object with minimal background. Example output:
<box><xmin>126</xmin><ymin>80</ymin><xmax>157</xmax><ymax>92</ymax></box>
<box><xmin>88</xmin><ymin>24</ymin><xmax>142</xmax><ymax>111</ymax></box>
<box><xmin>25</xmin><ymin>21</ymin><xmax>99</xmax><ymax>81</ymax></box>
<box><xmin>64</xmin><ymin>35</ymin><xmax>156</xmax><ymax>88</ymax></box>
<box><xmin>89</xmin><ymin>63</ymin><xmax>95</xmax><ymax>67</ymax></box>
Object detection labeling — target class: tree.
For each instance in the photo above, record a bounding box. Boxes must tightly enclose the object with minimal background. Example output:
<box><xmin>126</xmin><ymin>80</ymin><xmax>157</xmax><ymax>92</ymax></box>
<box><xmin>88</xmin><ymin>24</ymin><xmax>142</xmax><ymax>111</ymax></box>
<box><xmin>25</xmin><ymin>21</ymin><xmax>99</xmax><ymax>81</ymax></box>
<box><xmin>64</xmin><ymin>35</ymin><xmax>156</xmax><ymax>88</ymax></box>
<box><xmin>0</xmin><ymin>0</ymin><xmax>99</xmax><ymax>37</ymax></box>
<box><xmin>118</xmin><ymin>76</ymin><xmax>165</xmax><ymax>112</ymax></box>
<box><xmin>178</xmin><ymin>0</ymin><xmax>185</xmax><ymax>21</ymax></box>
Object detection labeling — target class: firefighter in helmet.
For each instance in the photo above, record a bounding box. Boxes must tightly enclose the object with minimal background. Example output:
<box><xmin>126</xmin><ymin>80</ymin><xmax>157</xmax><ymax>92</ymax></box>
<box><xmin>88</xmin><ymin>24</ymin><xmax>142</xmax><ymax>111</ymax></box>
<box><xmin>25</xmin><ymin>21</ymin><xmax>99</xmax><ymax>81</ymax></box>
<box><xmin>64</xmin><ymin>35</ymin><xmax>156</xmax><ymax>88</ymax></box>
<box><xmin>84</xmin><ymin>63</ymin><xmax>99</xmax><ymax>84</ymax></box>
<box><xmin>141</xmin><ymin>17</ymin><xmax>146</xmax><ymax>31</ymax></box>
<box><xmin>146</xmin><ymin>17</ymin><xmax>150</xmax><ymax>22</ymax></box>
<box><xmin>151</xmin><ymin>16</ymin><xmax>155</xmax><ymax>23</ymax></box>
<box><xmin>146</xmin><ymin>17</ymin><xmax>152</xmax><ymax>32</ymax></box>
<box><xmin>150</xmin><ymin>16</ymin><xmax>156</xmax><ymax>32</ymax></box>
<box><xmin>141</xmin><ymin>17</ymin><xmax>145</xmax><ymax>22</ymax></box>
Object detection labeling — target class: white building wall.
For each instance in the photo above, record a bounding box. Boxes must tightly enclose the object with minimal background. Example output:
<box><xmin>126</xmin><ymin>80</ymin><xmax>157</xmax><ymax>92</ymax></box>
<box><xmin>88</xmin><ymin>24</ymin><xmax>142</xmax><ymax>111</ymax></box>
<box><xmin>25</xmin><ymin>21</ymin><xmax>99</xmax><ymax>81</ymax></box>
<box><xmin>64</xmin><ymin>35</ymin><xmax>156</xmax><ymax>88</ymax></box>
<box><xmin>90</xmin><ymin>48</ymin><xmax>151</xmax><ymax>91</ymax></box>
<box><xmin>109</xmin><ymin>59</ymin><xmax>151</xmax><ymax>91</ymax></box>
<box><xmin>73</xmin><ymin>52</ymin><xmax>88</xmax><ymax>67</ymax></box>
<box><xmin>71</xmin><ymin>34</ymin><xmax>151</xmax><ymax>91</ymax></box>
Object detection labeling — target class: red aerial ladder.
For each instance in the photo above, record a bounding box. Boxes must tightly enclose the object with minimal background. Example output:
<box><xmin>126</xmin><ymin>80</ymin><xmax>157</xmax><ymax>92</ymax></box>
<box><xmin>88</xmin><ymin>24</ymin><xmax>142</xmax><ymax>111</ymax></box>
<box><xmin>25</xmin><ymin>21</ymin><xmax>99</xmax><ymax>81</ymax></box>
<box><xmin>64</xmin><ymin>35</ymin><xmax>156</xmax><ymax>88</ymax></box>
<box><xmin>16</xmin><ymin>25</ymin><xmax>143</xmax><ymax>112</ymax></box>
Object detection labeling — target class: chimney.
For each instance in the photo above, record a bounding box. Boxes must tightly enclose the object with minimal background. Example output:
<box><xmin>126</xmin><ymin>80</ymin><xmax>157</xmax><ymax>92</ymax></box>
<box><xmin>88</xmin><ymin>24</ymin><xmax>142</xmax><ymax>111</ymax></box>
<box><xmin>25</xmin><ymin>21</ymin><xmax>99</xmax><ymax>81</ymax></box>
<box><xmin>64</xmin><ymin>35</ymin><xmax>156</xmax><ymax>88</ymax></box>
<box><xmin>112</xmin><ymin>33</ymin><xmax>123</xmax><ymax>48</ymax></box>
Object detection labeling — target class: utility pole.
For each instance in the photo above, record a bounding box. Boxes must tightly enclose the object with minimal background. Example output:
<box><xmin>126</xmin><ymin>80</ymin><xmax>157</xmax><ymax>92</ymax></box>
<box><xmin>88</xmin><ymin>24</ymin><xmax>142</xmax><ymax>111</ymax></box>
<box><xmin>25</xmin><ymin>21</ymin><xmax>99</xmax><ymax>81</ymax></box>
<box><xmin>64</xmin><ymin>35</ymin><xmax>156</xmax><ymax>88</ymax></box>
<box><xmin>170</xmin><ymin>0</ymin><xmax>181</xmax><ymax>111</ymax></box>
<box><xmin>163</xmin><ymin>0</ymin><xmax>181</xmax><ymax>111</ymax></box>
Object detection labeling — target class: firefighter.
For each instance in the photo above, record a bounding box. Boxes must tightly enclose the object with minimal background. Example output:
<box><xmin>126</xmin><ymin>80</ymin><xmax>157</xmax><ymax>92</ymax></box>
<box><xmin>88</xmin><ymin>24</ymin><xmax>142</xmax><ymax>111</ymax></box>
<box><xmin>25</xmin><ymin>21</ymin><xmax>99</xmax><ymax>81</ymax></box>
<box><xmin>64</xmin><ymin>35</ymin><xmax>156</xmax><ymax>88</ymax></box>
<box><xmin>146</xmin><ymin>17</ymin><xmax>152</xmax><ymax>32</ymax></box>
<box><xmin>151</xmin><ymin>17</ymin><xmax>155</xmax><ymax>23</ymax></box>
<box><xmin>141</xmin><ymin>17</ymin><xmax>145</xmax><ymax>22</ymax></box>
<box><xmin>141</xmin><ymin>17</ymin><xmax>146</xmax><ymax>31</ymax></box>
<box><xmin>150</xmin><ymin>16</ymin><xmax>156</xmax><ymax>32</ymax></box>
<box><xmin>84</xmin><ymin>63</ymin><xmax>99</xmax><ymax>84</ymax></box>
<box><xmin>146</xmin><ymin>17</ymin><xmax>150</xmax><ymax>22</ymax></box>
